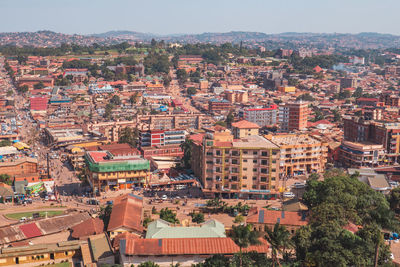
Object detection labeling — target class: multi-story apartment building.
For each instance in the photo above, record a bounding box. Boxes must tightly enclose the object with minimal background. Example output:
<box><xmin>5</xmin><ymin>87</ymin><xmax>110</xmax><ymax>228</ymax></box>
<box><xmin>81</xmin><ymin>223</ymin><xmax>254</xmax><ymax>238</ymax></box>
<box><xmin>265</xmin><ymin>134</ymin><xmax>328</xmax><ymax>177</ymax></box>
<box><xmin>340</xmin><ymin>141</ymin><xmax>385</xmax><ymax>168</ymax></box>
<box><xmin>340</xmin><ymin>77</ymin><xmax>357</xmax><ymax>91</ymax></box>
<box><xmin>85</xmin><ymin>151</ymin><xmax>150</xmax><ymax>193</ymax></box>
<box><xmin>342</xmin><ymin>116</ymin><xmax>400</xmax><ymax>166</ymax></box>
<box><xmin>239</xmin><ymin>105</ymin><xmax>278</xmax><ymax>127</ymax></box>
<box><xmin>208</xmin><ymin>99</ymin><xmax>232</xmax><ymax>113</ymax></box>
<box><xmin>279</xmin><ymin>102</ymin><xmax>309</xmax><ymax>132</ymax></box>
<box><xmin>191</xmin><ymin>129</ymin><xmax>281</xmax><ymax>199</ymax></box>
<box><xmin>136</xmin><ymin>113</ymin><xmax>213</xmax><ymax>130</ymax></box>
<box><xmin>139</xmin><ymin>129</ymin><xmax>186</xmax><ymax>147</ymax></box>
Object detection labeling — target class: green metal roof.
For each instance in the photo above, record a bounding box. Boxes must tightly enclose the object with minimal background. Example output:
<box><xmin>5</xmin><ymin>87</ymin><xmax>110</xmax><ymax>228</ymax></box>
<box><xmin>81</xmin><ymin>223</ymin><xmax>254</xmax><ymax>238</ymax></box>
<box><xmin>85</xmin><ymin>156</ymin><xmax>149</xmax><ymax>173</ymax></box>
<box><xmin>145</xmin><ymin>219</ymin><xmax>226</xmax><ymax>239</ymax></box>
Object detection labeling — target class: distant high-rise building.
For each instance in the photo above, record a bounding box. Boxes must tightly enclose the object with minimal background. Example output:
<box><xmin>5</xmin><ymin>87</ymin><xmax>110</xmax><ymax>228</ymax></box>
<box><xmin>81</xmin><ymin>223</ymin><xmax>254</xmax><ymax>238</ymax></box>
<box><xmin>279</xmin><ymin>102</ymin><xmax>309</xmax><ymax>132</ymax></box>
<box><xmin>239</xmin><ymin>104</ymin><xmax>278</xmax><ymax>127</ymax></box>
<box><xmin>340</xmin><ymin>77</ymin><xmax>357</xmax><ymax>91</ymax></box>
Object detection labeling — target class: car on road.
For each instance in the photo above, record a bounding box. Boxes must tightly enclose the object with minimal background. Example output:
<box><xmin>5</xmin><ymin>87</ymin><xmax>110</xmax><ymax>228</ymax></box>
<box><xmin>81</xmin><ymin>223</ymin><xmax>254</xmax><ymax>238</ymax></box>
<box><xmin>293</xmin><ymin>182</ymin><xmax>306</xmax><ymax>189</ymax></box>
<box><xmin>161</xmin><ymin>195</ymin><xmax>168</xmax><ymax>200</ymax></box>
<box><xmin>283</xmin><ymin>192</ymin><xmax>296</xmax><ymax>198</ymax></box>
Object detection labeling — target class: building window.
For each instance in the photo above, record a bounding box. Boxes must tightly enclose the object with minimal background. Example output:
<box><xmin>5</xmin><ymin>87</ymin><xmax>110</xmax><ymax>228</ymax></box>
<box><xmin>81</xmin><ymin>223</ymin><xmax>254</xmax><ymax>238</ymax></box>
<box><xmin>243</xmin><ymin>176</ymin><xmax>247</xmax><ymax>179</ymax></box>
<box><xmin>261</xmin><ymin>177</ymin><xmax>267</xmax><ymax>182</ymax></box>
<box><xmin>253</xmin><ymin>160</ymin><xmax>257</xmax><ymax>163</ymax></box>
<box><xmin>261</xmin><ymin>151</ymin><xmax>268</xmax><ymax>156</ymax></box>
<box><xmin>253</xmin><ymin>168</ymin><xmax>257</xmax><ymax>172</ymax></box>
<box><xmin>243</xmin><ymin>150</ymin><xmax>248</xmax><ymax>154</ymax></box>
<box><xmin>243</xmin><ymin>168</ymin><xmax>247</xmax><ymax>171</ymax></box>
<box><xmin>216</xmin><ymin>150</ymin><xmax>221</xmax><ymax>156</ymax></box>
<box><xmin>253</xmin><ymin>151</ymin><xmax>258</xmax><ymax>155</ymax></box>
<box><xmin>252</xmin><ymin>176</ymin><xmax>257</xmax><ymax>180</ymax></box>
<box><xmin>243</xmin><ymin>159</ymin><xmax>248</xmax><ymax>162</ymax></box>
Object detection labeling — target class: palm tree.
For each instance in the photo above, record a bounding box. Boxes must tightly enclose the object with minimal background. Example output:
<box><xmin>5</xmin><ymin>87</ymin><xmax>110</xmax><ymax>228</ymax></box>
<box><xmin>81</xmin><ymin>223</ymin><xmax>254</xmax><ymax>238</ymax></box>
<box><xmin>230</xmin><ymin>224</ymin><xmax>261</xmax><ymax>267</ymax></box>
<box><xmin>264</xmin><ymin>223</ymin><xmax>292</xmax><ymax>267</ymax></box>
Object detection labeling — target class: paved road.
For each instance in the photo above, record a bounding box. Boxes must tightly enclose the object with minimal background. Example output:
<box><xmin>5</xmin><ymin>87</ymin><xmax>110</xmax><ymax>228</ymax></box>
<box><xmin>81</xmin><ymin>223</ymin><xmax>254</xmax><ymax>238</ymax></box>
<box><xmin>1</xmin><ymin>57</ymin><xmax>81</xmax><ymax>197</ymax></box>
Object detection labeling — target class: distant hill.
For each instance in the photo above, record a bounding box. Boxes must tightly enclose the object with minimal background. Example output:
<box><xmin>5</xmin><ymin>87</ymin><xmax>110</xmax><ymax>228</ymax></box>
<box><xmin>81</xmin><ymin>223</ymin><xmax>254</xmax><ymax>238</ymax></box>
<box><xmin>90</xmin><ymin>30</ymin><xmax>157</xmax><ymax>40</ymax></box>
<box><xmin>1</xmin><ymin>30</ymin><xmax>400</xmax><ymax>50</ymax></box>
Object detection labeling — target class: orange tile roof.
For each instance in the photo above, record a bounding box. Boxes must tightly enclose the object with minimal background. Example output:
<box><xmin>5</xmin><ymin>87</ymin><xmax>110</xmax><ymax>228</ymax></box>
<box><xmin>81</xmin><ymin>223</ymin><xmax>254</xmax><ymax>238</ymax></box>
<box><xmin>231</xmin><ymin>120</ymin><xmax>260</xmax><ymax>129</ymax></box>
<box><xmin>123</xmin><ymin>237</ymin><xmax>269</xmax><ymax>256</ymax></box>
<box><xmin>247</xmin><ymin>209</ymin><xmax>308</xmax><ymax>227</ymax></box>
<box><xmin>71</xmin><ymin>217</ymin><xmax>104</xmax><ymax>239</ymax></box>
<box><xmin>107</xmin><ymin>194</ymin><xmax>143</xmax><ymax>233</ymax></box>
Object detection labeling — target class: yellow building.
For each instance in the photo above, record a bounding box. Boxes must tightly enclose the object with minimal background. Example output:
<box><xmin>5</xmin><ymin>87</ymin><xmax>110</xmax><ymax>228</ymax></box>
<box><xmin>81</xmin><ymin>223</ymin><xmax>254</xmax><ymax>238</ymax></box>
<box><xmin>0</xmin><ymin>241</ymin><xmax>80</xmax><ymax>266</ymax></box>
<box><xmin>191</xmin><ymin>129</ymin><xmax>281</xmax><ymax>199</ymax></box>
<box><xmin>231</xmin><ymin>120</ymin><xmax>260</xmax><ymax>139</ymax></box>
<box><xmin>265</xmin><ymin>134</ymin><xmax>328</xmax><ymax>177</ymax></box>
<box><xmin>278</xmin><ymin>86</ymin><xmax>296</xmax><ymax>93</ymax></box>
<box><xmin>85</xmin><ymin>151</ymin><xmax>150</xmax><ymax>193</ymax></box>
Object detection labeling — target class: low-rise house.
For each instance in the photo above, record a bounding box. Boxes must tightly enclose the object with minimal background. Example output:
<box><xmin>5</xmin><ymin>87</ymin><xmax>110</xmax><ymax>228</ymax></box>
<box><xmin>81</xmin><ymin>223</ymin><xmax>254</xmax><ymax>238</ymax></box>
<box><xmin>119</xmin><ymin>236</ymin><xmax>269</xmax><ymax>266</ymax></box>
<box><xmin>146</xmin><ymin>219</ymin><xmax>226</xmax><ymax>239</ymax></box>
<box><xmin>247</xmin><ymin>208</ymin><xmax>308</xmax><ymax>234</ymax></box>
<box><xmin>107</xmin><ymin>194</ymin><xmax>143</xmax><ymax>239</ymax></box>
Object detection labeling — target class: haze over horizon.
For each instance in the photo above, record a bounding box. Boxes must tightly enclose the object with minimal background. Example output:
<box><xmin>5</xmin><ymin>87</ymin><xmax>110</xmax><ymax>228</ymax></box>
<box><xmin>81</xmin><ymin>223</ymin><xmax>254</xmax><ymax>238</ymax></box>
<box><xmin>1</xmin><ymin>0</ymin><xmax>399</xmax><ymax>35</ymax></box>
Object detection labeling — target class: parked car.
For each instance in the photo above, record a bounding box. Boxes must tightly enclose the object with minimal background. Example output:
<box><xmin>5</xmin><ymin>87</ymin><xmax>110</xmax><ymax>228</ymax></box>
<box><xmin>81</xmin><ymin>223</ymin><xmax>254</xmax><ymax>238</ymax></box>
<box><xmin>19</xmin><ymin>217</ymin><xmax>27</xmax><ymax>222</ymax></box>
<box><xmin>293</xmin><ymin>182</ymin><xmax>306</xmax><ymax>189</ymax></box>
<box><xmin>283</xmin><ymin>192</ymin><xmax>296</xmax><ymax>198</ymax></box>
<box><xmin>161</xmin><ymin>195</ymin><xmax>168</xmax><ymax>200</ymax></box>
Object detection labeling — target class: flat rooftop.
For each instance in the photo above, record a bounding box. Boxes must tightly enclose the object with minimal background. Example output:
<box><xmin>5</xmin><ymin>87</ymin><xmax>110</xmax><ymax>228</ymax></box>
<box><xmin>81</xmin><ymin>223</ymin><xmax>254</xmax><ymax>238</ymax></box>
<box><xmin>233</xmin><ymin>135</ymin><xmax>279</xmax><ymax>149</ymax></box>
<box><xmin>266</xmin><ymin>134</ymin><xmax>320</xmax><ymax>146</ymax></box>
<box><xmin>47</xmin><ymin>128</ymin><xmax>83</xmax><ymax>138</ymax></box>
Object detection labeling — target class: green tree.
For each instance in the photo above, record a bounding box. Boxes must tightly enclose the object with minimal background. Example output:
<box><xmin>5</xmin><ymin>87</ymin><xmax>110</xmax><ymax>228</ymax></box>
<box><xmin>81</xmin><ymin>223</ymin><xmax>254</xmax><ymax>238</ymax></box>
<box><xmin>180</xmin><ymin>138</ymin><xmax>193</xmax><ymax>169</ymax></box>
<box><xmin>388</xmin><ymin>187</ymin><xmax>400</xmax><ymax>211</ymax></box>
<box><xmin>159</xmin><ymin>208</ymin><xmax>179</xmax><ymax>224</ymax></box>
<box><xmin>118</xmin><ymin>127</ymin><xmax>139</xmax><ymax>147</ymax></box>
<box><xmin>352</xmin><ymin>87</ymin><xmax>363</xmax><ymax>98</ymax></box>
<box><xmin>296</xmin><ymin>93</ymin><xmax>314</xmax><ymax>102</ymax></box>
<box><xmin>230</xmin><ymin>224</ymin><xmax>261</xmax><ymax>267</ymax></box>
<box><xmin>332</xmin><ymin>109</ymin><xmax>341</xmax><ymax>122</ymax></box>
<box><xmin>297</xmin><ymin>169</ymin><xmax>397</xmax><ymax>266</ymax></box>
<box><xmin>104</xmin><ymin>103</ymin><xmax>114</xmax><ymax>119</ymax></box>
<box><xmin>226</xmin><ymin>110</ymin><xmax>234</xmax><ymax>128</ymax></box>
<box><xmin>163</xmin><ymin>75</ymin><xmax>172</xmax><ymax>87</ymax></box>
<box><xmin>99</xmin><ymin>204</ymin><xmax>113</xmax><ymax>230</ymax></box>
<box><xmin>110</xmin><ymin>95</ymin><xmax>121</xmax><ymax>106</ymax></box>
<box><xmin>0</xmin><ymin>174</ymin><xmax>11</xmax><ymax>185</ymax></box>
<box><xmin>0</xmin><ymin>140</ymin><xmax>11</xmax><ymax>147</ymax></box>
<box><xmin>129</xmin><ymin>92</ymin><xmax>139</xmax><ymax>105</ymax></box>
<box><xmin>176</xmin><ymin>69</ymin><xmax>188</xmax><ymax>84</ymax></box>
<box><xmin>189</xmin><ymin>212</ymin><xmax>205</xmax><ymax>224</ymax></box>
<box><xmin>187</xmin><ymin>87</ymin><xmax>197</xmax><ymax>96</ymax></box>
<box><xmin>144</xmin><ymin>52</ymin><xmax>170</xmax><ymax>74</ymax></box>
<box><xmin>137</xmin><ymin>261</ymin><xmax>160</xmax><ymax>267</ymax></box>
<box><xmin>17</xmin><ymin>85</ymin><xmax>29</xmax><ymax>94</ymax></box>
<box><xmin>264</xmin><ymin>223</ymin><xmax>292</xmax><ymax>267</ymax></box>
<box><xmin>33</xmin><ymin>81</ymin><xmax>45</xmax><ymax>89</ymax></box>
<box><xmin>192</xmin><ymin>254</ymin><xmax>230</xmax><ymax>267</ymax></box>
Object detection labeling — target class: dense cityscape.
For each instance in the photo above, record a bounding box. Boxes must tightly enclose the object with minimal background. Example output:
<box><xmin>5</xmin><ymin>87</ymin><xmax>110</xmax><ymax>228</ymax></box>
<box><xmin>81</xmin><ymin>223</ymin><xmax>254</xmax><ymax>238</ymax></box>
<box><xmin>1</xmin><ymin>2</ymin><xmax>400</xmax><ymax>267</ymax></box>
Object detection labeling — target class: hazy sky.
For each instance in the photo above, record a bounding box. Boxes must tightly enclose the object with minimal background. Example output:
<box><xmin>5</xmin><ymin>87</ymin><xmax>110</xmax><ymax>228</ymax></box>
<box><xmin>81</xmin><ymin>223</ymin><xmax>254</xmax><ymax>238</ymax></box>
<box><xmin>0</xmin><ymin>0</ymin><xmax>399</xmax><ymax>35</ymax></box>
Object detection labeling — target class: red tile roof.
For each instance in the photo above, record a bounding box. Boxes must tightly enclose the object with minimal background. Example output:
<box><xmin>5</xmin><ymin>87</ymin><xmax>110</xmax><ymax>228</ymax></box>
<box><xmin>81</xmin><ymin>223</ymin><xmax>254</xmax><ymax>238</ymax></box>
<box><xmin>107</xmin><ymin>194</ymin><xmax>143</xmax><ymax>233</ymax></box>
<box><xmin>19</xmin><ymin>223</ymin><xmax>42</xmax><ymax>239</ymax></box>
<box><xmin>71</xmin><ymin>217</ymin><xmax>104</xmax><ymax>239</ymax></box>
<box><xmin>231</xmin><ymin>120</ymin><xmax>260</xmax><ymax>129</ymax></box>
<box><xmin>247</xmin><ymin>209</ymin><xmax>308</xmax><ymax>227</ymax></box>
<box><xmin>30</xmin><ymin>97</ymin><xmax>48</xmax><ymax>111</ymax></box>
<box><xmin>123</xmin><ymin>237</ymin><xmax>269</xmax><ymax>256</ymax></box>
